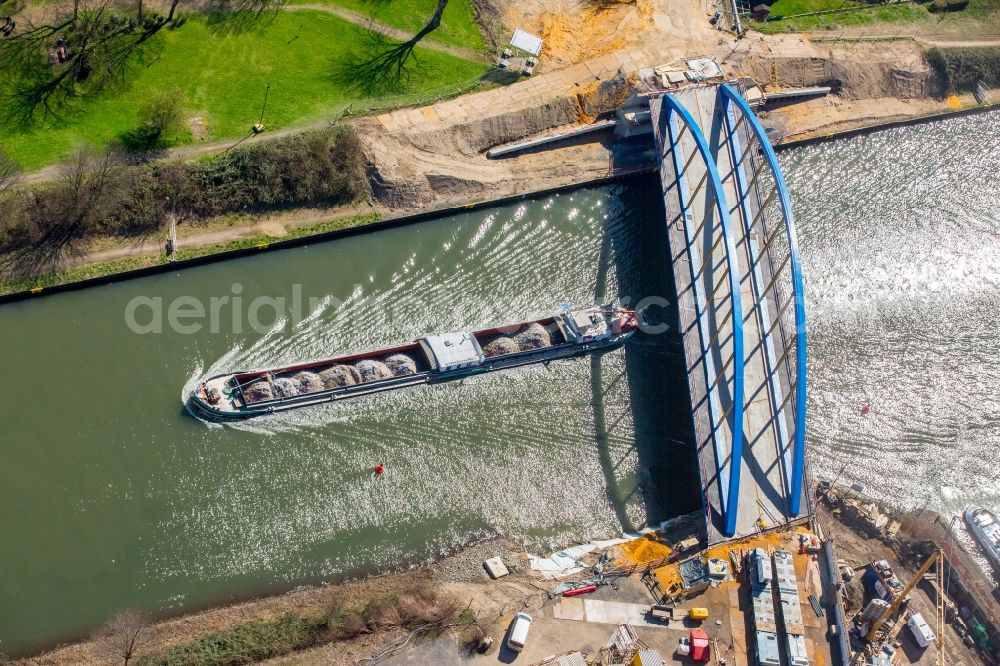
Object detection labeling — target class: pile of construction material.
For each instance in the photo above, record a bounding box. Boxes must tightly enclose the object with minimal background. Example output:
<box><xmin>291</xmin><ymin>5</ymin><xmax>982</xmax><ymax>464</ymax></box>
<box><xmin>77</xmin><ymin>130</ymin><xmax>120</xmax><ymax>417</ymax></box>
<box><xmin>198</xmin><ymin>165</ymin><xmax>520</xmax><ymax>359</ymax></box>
<box><xmin>480</xmin><ymin>323</ymin><xmax>561</xmax><ymax>358</ymax></box>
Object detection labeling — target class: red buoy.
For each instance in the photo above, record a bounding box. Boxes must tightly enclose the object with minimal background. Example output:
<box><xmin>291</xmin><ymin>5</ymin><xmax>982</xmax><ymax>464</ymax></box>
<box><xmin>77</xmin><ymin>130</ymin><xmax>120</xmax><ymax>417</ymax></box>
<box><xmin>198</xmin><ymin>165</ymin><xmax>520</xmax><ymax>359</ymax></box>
<box><xmin>860</xmin><ymin>405</ymin><xmax>870</xmax><ymax>415</ymax></box>
<box><xmin>374</xmin><ymin>463</ymin><xmax>385</xmax><ymax>475</ymax></box>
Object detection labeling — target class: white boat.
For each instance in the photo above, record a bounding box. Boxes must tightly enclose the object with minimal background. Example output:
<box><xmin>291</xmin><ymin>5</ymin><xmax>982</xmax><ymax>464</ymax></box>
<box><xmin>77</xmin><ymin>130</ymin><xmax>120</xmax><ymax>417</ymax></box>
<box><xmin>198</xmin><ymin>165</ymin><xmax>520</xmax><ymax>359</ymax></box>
<box><xmin>963</xmin><ymin>505</ymin><xmax>1000</xmax><ymax>576</ymax></box>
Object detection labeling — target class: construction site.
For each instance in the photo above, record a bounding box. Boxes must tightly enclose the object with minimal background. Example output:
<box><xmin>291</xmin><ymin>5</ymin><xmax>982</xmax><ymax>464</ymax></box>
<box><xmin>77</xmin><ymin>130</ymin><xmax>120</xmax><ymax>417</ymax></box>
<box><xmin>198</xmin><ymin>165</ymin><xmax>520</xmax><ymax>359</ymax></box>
<box><xmin>383</xmin><ymin>483</ymin><xmax>998</xmax><ymax>666</ymax></box>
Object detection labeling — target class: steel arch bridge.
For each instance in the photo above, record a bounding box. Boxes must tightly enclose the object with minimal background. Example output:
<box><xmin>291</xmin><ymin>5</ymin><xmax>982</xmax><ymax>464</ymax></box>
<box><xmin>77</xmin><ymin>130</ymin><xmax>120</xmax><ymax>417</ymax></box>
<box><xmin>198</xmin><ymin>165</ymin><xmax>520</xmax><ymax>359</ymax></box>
<box><xmin>648</xmin><ymin>83</ymin><xmax>808</xmax><ymax>542</ymax></box>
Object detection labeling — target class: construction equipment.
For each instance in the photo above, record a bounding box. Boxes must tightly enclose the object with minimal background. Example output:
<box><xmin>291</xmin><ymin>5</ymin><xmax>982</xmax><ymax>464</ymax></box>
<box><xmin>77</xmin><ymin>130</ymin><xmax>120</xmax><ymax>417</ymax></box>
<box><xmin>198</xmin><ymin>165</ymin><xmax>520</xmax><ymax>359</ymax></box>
<box><xmin>936</xmin><ymin>544</ymin><xmax>946</xmax><ymax>666</ymax></box>
<box><xmin>864</xmin><ymin>549</ymin><xmax>940</xmax><ymax>642</ymax></box>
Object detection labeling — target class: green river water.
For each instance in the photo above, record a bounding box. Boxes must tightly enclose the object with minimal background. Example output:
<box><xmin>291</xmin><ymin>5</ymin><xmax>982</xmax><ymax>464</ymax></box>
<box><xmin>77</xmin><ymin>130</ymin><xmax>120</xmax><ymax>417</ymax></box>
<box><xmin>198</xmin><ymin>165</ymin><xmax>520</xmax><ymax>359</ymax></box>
<box><xmin>0</xmin><ymin>179</ymin><xmax>699</xmax><ymax>651</ymax></box>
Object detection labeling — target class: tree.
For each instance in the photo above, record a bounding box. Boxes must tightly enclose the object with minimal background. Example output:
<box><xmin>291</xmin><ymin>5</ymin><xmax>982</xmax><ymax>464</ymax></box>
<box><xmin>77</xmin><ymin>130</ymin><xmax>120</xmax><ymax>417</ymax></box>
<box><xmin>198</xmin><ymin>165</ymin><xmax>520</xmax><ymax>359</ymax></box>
<box><xmin>97</xmin><ymin>609</ymin><xmax>152</xmax><ymax>666</ymax></box>
<box><xmin>336</xmin><ymin>0</ymin><xmax>449</xmax><ymax>93</ymax></box>
<box><xmin>0</xmin><ymin>145</ymin><xmax>122</xmax><ymax>277</ymax></box>
<box><xmin>120</xmin><ymin>89</ymin><xmax>184</xmax><ymax>151</ymax></box>
<box><xmin>0</xmin><ymin>1</ymin><xmax>171</xmax><ymax>123</ymax></box>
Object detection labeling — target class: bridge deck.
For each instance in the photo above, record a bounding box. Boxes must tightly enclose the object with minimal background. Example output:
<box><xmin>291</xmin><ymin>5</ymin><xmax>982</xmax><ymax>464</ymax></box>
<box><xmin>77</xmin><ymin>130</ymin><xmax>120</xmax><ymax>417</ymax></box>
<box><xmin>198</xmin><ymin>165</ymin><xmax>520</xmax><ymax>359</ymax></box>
<box><xmin>650</xmin><ymin>85</ymin><xmax>807</xmax><ymax>544</ymax></box>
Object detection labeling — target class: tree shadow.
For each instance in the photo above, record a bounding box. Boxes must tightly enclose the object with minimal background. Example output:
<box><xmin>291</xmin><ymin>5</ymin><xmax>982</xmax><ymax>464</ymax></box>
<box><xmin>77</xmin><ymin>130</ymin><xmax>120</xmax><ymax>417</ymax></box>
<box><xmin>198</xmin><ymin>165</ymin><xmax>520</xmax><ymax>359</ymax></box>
<box><xmin>203</xmin><ymin>0</ymin><xmax>286</xmax><ymax>35</ymax></box>
<box><xmin>330</xmin><ymin>0</ymin><xmax>450</xmax><ymax>95</ymax></box>
<box><xmin>1</xmin><ymin>9</ymin><xmax>169</xmax><ymax>126</ymax></box>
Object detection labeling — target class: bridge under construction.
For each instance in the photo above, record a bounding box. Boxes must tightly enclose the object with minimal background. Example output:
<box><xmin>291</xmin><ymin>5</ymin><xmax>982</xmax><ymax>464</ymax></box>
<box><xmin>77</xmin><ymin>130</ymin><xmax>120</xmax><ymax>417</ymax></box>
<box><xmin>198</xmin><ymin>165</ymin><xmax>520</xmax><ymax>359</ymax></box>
<box><xmin>648</xmin><ymin>83</ymin><xmax>809</xmax><ymax>544</ymax></box>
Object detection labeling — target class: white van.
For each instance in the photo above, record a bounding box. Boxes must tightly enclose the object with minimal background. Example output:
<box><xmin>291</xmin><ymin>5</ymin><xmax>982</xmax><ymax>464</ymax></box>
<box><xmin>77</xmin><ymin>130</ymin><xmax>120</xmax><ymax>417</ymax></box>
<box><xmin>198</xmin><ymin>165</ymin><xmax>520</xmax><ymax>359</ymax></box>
<box><xmin>507</xmin><ymin>612</ymin><xmax>533</xmax><ymax>651</ymax></box>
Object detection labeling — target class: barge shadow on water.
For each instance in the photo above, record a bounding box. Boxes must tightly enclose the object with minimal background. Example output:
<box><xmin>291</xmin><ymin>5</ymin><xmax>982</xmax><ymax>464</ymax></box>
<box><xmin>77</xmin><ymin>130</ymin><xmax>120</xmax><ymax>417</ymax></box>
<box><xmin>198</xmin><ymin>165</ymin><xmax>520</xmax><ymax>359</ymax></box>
<box><xmin>189</xmin><ymin>305</ymin><xmax>639</xmax><ymax>419</ymax></box>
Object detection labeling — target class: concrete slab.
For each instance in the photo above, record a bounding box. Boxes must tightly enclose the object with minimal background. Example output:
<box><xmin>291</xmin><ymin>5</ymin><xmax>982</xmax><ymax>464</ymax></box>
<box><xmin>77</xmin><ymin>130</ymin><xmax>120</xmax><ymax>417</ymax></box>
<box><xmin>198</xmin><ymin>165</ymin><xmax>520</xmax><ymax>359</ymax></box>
<box><xmin>583</xmin><ymin>599</ymin><xmax>651</xmax><ymax>625</ymax></box>
<box><xmin>552</xmin><ymin>598</ymin><xmax>682</xmax><ymax>629</ymax></box>
<box><xmin>553</xmin><ymin>597</ymin><xmax>585</xmax><ymax>621</ymax></box>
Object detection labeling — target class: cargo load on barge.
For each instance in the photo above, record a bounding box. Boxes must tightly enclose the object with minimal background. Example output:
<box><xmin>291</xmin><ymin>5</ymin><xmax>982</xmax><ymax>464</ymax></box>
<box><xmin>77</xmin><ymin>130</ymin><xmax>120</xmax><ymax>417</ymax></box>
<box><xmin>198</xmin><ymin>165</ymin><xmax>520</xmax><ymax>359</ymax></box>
<box><xmin>189</xmin><ymin>305</ymin><xmax>639</xmax><ymax>419</ymax></box>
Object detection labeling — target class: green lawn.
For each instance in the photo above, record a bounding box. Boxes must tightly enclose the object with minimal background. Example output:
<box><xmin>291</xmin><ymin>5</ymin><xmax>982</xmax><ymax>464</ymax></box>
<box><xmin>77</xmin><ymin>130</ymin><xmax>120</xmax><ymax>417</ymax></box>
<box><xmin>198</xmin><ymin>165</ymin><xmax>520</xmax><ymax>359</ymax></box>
<box><xmin>287</xmin><ymin>0</ymin><xmax>486</xmax><ymax>51</ymax></box>
<box><xmin>751</xmin><ymin>0</ymin><xmax>1000</xmax><ymax>33</ymax></box>
<box><xmin>0</xmin><ymin>10</ymin><xmax>486</xmax><ymax>170</ymax></box>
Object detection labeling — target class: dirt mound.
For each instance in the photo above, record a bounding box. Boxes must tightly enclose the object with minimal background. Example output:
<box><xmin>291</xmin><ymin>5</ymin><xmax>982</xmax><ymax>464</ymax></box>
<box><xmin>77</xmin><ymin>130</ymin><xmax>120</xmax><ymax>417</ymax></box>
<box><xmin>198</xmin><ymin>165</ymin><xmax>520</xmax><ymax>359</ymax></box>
<box><xmin>511</xmin><ymin>0</ymin><xmax>658</xmax><ymax>68</ymax></box>
<box><xmin>245</xmin><ymin>381</ymin><xmax>273</xmax><ymax>403</ymax></box>
<box><xmin>575</xmin><ymin>72</ymin><xmax>642</xmax><ymax>123</ymax></box>
<box><xmin>480</xmin><ymin>335</ymin><xmax>520</xmax><ymax>357</ymax></box>
<box><xmin>272</xmin><ymin>377</ymin><xmax>299</xmax><ymax>398</ymax></box>
<box><xmin>384</xmin><ymin>353</ymin><xmax>418</xmax><ymax>376</ymax></box>
<box><xmin>514</xmin><ymin>322</ymin><xmax>552</xmax><ymax>350</ymax></box>
<box><xmin>291</xmin><ymin>371</ymin><xmax>324</xmax><ymax>393</ymax></box>
<box><xmin>319</xmin><ymin>365</ymin><xmax>361</xmax><ymax>389</ymax></box>
<box><xmin>354</xmin><ymin>359</ymin><xmax>392</xmax><ymax>382</ymax></box>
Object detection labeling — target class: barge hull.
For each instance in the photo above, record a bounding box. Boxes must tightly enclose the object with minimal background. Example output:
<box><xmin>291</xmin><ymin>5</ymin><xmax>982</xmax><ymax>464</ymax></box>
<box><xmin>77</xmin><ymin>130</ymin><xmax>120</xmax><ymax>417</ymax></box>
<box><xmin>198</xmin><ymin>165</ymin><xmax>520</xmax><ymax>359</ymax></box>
<box><xmin>190</xmin><ymin>328</ymin><xmax>632</xmax><ymax>420</ymax></box>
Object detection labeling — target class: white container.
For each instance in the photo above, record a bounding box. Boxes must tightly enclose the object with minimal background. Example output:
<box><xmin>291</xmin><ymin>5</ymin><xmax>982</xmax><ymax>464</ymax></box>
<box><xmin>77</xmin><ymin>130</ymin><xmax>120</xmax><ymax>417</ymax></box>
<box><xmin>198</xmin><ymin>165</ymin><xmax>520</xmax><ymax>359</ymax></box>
<box><xmin>907</xmin><ymin>612</ymin><xmax>936</xmax><ymax>648</ymax></box>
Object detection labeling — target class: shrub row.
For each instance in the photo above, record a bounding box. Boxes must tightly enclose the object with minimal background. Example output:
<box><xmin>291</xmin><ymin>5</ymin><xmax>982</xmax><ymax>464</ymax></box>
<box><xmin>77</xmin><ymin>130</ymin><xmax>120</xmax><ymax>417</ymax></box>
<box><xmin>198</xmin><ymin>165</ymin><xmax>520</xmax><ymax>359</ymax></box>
<box><xmin>927</xmin><ymin>46</ymin><xmax>1000</xmax><ymax>93</ymax></box>
<box><xmin>139</xmin><ymin>615</ymin><xmax>325</xmax><ymax>666</ymax></box>
<box><xmin>0</xmin><ymin>126</ymin><xmax>368</xmax><ymax>260</ymax></box>
<box><xmin>137</xmin><ymin>580</ymin><xmax>458</xmax><ymax>666</ymax></box>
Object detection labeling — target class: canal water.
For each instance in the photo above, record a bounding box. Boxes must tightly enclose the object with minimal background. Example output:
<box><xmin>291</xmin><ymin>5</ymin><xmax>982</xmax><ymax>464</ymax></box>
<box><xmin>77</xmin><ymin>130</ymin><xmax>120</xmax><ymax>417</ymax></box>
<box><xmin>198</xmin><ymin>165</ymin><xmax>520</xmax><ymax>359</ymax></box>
<box><xmin>1</xmin><ymin>109</ymin><xmax>998</xmax><ymax>651</ymax></box>
<box><xmin>781</xmin><ymin>109</ymin><xmax>1000</xmax><ymax>521</ymax></box>
<box><xmin>0</xmin><ymin>181</ymin><xmax>699</xmax><ymax>651</ymax></box>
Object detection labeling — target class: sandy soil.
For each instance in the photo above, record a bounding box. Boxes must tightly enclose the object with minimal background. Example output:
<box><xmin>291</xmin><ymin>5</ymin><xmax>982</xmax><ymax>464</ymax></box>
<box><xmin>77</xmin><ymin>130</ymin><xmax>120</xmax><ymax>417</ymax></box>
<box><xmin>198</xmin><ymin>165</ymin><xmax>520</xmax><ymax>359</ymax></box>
<box><xmin>497</xmin><ymin>0</ymin><xmax>717</xmax><ymax>70</ymax></box>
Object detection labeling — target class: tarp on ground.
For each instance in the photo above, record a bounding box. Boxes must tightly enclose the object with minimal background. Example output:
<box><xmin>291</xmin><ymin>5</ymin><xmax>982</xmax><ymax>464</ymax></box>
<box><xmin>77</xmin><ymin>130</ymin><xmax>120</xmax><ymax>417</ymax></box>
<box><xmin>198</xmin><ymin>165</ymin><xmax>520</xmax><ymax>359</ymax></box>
<box><xmin>529</xmin><ymin>536</ymin><xmax>632</xmax><ymax>578</ymax></box>
<box><xmin>679</xmin><ymin>556</ymin><xmax>710</xmax><ymax>590</ymax></box>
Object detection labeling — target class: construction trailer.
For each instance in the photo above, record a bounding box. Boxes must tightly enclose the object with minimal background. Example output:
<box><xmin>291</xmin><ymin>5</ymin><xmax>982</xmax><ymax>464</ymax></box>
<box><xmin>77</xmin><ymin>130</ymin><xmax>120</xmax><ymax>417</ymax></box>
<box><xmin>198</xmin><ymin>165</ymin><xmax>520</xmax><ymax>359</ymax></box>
<box><xmin>907</xmin><ymin>612</ymin><xmax>937</xmax><ymax>649</ymax></box>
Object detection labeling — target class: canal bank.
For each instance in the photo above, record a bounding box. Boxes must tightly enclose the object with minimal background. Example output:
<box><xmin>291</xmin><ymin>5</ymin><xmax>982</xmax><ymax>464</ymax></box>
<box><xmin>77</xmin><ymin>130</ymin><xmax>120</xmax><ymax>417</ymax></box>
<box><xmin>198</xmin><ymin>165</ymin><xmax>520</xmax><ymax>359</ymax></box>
<box><xmin>3</xmin><ymin>92</ymin><xmax>994</xmax><ymax>303</ymax></box>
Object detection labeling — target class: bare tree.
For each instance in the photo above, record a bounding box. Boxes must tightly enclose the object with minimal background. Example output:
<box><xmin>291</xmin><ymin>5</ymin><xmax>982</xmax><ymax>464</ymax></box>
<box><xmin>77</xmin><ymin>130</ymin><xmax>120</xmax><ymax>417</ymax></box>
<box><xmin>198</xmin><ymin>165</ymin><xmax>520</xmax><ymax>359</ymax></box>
<box><xmin>0</xmin><ymin>146</ymin><xmax>122</xmax><ymax>277</ymax></box>
<box><xmin>97</xmin><ymin>609</ymin><xmax>152</xmax><ymax>666</ymax></box>
<box><xmin>335</xmin><ymin>0</ymin><xmax>449</xmax><ymax>93</ymax></box>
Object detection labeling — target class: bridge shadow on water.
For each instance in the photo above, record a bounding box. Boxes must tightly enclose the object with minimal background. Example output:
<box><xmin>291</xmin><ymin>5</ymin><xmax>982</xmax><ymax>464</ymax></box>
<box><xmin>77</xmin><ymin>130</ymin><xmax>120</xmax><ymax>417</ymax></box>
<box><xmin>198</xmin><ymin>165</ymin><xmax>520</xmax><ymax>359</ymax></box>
<box><xmin>588</xmin><ymin>174</ymin><xmax>702</xmax><ymax>532</ymax></box>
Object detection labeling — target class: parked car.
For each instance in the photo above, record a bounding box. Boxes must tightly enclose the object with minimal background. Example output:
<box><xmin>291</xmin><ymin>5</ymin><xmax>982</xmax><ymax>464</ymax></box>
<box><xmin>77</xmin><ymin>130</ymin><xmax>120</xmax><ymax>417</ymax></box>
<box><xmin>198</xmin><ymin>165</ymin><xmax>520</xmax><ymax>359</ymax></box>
<box><xmin>506</xmin><ymin>612</ymin><xmax>532</xmax><ymax>652</ymax></box>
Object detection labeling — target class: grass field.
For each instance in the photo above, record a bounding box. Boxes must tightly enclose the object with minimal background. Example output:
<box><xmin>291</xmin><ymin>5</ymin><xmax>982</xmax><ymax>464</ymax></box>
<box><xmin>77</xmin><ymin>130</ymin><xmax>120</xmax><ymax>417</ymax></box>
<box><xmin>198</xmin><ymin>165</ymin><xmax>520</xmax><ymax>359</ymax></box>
<box><xmin>751</xmin><ymin>0</ymin><xmax>1000</xmax><ymax>33</ymax></box>
<box><xmin>0</xmin><ymin>10</ymin><xmax>486</xmax><ymax>170</ymax></box>
<box><xmin>288</xmin><ymin>0</ymin><xmax>487</xmax><ymax>50</ymax></box>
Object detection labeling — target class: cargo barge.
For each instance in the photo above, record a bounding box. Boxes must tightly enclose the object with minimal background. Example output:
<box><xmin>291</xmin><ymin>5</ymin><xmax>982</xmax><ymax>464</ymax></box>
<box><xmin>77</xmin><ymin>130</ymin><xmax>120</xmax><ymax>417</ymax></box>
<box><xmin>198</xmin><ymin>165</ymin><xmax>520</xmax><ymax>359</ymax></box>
<box><xmin>964</xmin><ymin>506</ymin><xmax>1000</xmax><ymax>576</ymax></box>
<box><xmin>189</xmin><ymin>305</ymin><xmax>639</xmax><ymax>419</ymax></box>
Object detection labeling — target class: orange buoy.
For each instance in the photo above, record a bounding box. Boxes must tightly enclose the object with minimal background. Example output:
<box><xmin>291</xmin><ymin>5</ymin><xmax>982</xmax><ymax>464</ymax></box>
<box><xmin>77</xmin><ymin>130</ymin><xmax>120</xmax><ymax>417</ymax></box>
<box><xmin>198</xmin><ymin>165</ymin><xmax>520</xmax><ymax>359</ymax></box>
<box><xmin>374</xmin><ymin>463</ymin><xmax>385</xmax><ymax>476</ymax></box>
